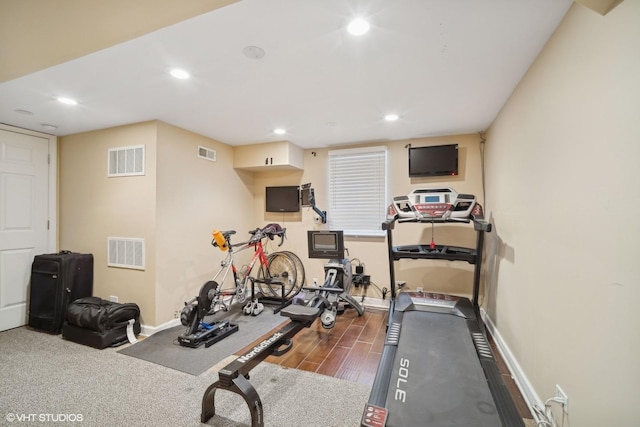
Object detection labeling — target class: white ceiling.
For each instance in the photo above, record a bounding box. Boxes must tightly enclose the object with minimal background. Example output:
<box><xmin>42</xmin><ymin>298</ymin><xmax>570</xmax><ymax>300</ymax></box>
<box><xmin>0</xmin><ymin>0</ymin><xmax>573</xmax><ymax>149</ymax></box>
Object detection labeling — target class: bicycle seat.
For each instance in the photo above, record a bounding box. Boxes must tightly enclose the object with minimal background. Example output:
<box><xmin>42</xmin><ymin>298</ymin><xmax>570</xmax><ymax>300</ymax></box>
<box><xmin>212</xmin><ymin>229</ymin><xmax>236</xmax><ymax>250</ymax></box>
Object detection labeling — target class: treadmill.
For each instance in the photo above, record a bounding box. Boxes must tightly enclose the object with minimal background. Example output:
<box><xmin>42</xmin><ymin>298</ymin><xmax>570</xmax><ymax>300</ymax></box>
<box><xmin>362</xmin><ymin>202</ymin><xmax>524</xmax><ymax>427</ymax></box>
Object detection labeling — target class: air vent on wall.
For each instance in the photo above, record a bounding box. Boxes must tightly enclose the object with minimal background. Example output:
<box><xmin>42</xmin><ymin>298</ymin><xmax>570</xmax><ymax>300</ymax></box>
<box><xmin>198</xmin><ymin>145</ymin><xmax>216</xmax><ymax>162</ymax></box>
<box><xmin>108</xmin><ymin>237</ymin><xmax>145</xmax><ymax>270</ymax></box>
<box><xmin>108</xmin><ymin>145</ymin><xmax>145</xmax><ymax>177</ymax></box>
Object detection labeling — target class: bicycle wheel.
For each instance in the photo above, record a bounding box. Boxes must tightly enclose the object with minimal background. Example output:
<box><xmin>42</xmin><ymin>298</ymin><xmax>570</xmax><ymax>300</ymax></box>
<box><xmin>257</xmin><ymin>252</ymin><xmax>303</xmax><ymax>298</ymax></box>
<box><xmin>276</xmin><ymin>251</ymin><xmax>305</xmax><ymax>296</ymax></box>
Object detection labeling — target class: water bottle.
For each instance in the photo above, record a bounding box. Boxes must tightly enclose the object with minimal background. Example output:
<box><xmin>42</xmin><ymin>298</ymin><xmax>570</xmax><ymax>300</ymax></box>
<box><xmin>212</xmin><ymin>230</ymin><xmax>228</xmax><ymax>251</ymax></box>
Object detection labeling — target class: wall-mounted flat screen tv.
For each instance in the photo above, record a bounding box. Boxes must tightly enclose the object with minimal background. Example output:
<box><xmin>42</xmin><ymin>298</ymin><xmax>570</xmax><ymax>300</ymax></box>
<box><xmin>265</xmin><ymin>186</ymin><xmax>300</xmax><ymax>212</ymax></box>
<box><xmin>408</xmin><ymin>144</ymin><xmax>458</xmax><ymax>177</ymax></box>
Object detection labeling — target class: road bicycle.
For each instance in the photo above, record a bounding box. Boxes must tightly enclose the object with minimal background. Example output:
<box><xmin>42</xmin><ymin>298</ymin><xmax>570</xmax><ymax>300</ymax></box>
<box><xmin>180</xmin><ymin>224</ymin><xmax>305</xmax><ymax>333</ymax></box>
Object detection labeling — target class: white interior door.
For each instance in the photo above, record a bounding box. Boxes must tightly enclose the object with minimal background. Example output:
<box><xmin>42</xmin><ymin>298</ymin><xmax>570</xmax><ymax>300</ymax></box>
<box><xmin>0</xmin><ymin>128</ymin><xmax>50</xmax><ymax>332</ymax></box>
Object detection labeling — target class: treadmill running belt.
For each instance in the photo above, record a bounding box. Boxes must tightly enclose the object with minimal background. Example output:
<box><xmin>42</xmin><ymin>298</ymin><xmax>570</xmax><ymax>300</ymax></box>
<box><xmin>385</xmin><ymin>310</ymin><xmax>501</xmax><ymax>426</ymax></box>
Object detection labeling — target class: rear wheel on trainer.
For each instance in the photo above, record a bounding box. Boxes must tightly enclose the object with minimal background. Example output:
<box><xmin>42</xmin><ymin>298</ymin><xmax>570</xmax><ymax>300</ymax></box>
<box><xmin>257</xmin><ymin>251</ymin><xmax>304</xmax><ymax>298</ymax></box>
<box><xmin>277</xmin><ymin>251</ymin><xmax>305</xmax><ymax>296</ymax></box>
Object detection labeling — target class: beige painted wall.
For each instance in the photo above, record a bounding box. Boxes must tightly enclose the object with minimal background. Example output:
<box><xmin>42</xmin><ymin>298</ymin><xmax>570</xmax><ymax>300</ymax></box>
<box><xmin>59</xmin><ymin>120</ymin><xmax>254</xmax><ymax>326</ymax></box>
<box><xmin>155</xmin><ymin>121</ymin><xmax>254</xmax><ymax>325</ymax></box>
<box><xmin>59</xmin><ymin>122</ymin><xmax>158</xmax><ymax>324</ymax></box>
<box><xmin>484</xmin><ymin>2</ymin><xmax>640</xmax><ymax>426</ymax></box>
<box><xmin>251</xmin><ymin>134</ymin><xmax>485</xmax><ymax>300</ymax></box>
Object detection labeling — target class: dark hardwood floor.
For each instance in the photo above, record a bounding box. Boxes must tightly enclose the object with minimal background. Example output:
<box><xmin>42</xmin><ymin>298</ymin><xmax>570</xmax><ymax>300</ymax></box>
<box><xmin>236</xmin><ymin>305</ymin><xmax>533</xmax><ymax>421</ymax></box>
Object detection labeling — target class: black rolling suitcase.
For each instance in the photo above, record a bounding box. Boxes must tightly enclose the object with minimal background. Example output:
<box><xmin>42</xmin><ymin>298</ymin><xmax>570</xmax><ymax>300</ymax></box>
<box><xmin>28</xmin><ymin>251</ymin><xmax>93</xmax><ymax>334</ymax></box>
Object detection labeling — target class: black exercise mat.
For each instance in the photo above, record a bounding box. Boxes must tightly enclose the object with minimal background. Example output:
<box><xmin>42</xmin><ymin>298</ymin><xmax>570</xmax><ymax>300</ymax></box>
<box><xmin>117</xmin><ymin>305</ymin><xmax>288</xmax><ymax>376</ymax></box>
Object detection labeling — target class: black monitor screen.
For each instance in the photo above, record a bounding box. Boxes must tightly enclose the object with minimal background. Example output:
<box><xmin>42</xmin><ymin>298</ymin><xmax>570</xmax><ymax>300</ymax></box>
<box><xmin>266</xmin><ymin>186</ymin><xmax>300</xmax><ymax>212</ymax></box>
<box><xmin>408</xmin><ymin>144</ymin><xmax>458</xmax><ymax>177</ymax></box>
<box><xmin>307</xmin><ymin>230</ymin><xmax>345</xmax><ymax>259</ymax></box>
<box><xmin>301</xmin><ymin>187</ymin><xmax>313</xmax><ymax>207</ymax></box>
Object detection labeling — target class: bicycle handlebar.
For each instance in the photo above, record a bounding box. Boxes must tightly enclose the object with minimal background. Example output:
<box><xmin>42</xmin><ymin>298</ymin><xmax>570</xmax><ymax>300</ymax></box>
<box><xmin>248</xmin><ymin>223</ymin><xmax>286</xmax><ymax>246</ymax></box>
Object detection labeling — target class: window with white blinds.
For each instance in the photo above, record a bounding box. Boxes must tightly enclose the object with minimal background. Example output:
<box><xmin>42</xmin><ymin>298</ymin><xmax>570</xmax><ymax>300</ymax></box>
<box><xmin>328</xmin><ymin>146</ymin><xmax>387</xmax><ymax>237</ymax></box>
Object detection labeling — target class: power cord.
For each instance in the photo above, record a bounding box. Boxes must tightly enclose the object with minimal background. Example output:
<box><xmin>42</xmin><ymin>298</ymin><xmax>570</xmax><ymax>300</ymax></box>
<box><xmin>532</xmin><ymin>396</ymin><xmax>567</xmax><ymax>427</ymax></box>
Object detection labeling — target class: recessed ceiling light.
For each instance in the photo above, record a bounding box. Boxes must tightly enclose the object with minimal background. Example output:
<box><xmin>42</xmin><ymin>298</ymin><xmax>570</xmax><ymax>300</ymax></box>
<box><xmin>41</xmin><ymin>123</ymin><xmax>58</xmax><ymax>131</ymax></box>
<box><xmin>14</xmin><ymin>109</ymin><xmax>34</xmax><ymax>115</ymax></box>
<box><xmin>273</xmin><ymin>128</ymin><xmax>286</xmax><ymax>135</ymax></box>
<box><xmin>170</xmin><ymin>68</ymin><xmax>190</xmax><ymax>79</ymax></box>
<box><xmin>347</xmin><ymin>18</ymin><xmax>370</xmax><ymax>36</ymax></box>
<box><xmin>57</xmin><ymin>97</ymin><xmax>77</xmax><ymax>105</ymax></box>
<box><xmin>384</xmin><ymin>113</ymin><xmax>400</xmax><ymax>122</ymax></box>
<box><xmin>243</xmin><ymin>46</ymin><xmax>266</xmax><ymax>60</ymax></box>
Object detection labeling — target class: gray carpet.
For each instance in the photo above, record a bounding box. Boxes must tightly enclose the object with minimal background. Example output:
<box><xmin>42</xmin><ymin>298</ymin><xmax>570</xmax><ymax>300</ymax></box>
<box><xmin>118</xmin><ymin>305</ymin><xmax>288</xmax><ymax>375</ymax></box>
<box><xmin>0</xmin><ymin>326</ymin><xmax>371</xmax><ymax>426</ymax></box>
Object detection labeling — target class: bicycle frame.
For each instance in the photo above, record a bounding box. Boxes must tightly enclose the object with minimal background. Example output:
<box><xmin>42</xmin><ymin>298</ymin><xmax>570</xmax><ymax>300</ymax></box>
<box><xmin>210</xmin><ymin>234</ymin><xmax>271</xmax><ymax>309</ymax></box>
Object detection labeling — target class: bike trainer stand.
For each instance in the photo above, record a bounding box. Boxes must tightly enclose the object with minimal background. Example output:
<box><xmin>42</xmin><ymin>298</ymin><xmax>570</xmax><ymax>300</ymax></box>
<box><xmin>178</xmin><ymin>280</ymin><xmax>240</xmax><ymax>348</ymax></box>
<box><xmin>201</xmin><ymin>304</ymin><xmax>321</xmax><ymax>426</ymax></box>
<box><xmin>178</xmin><ymin>319</ymin><xmax>239</xmax><ymax>348</ymax></box>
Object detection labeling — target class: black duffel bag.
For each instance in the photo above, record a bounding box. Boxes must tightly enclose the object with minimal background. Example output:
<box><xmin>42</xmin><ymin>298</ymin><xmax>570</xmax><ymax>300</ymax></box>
<box><xmin>63</xmin><ymin>296</ymin><xmax>140</xmax><ymax>348</ymax></box>
<box><xmin>66</xmin><ymin>296</ymin><xmax>139</xmax><ymax>332</ymax></box>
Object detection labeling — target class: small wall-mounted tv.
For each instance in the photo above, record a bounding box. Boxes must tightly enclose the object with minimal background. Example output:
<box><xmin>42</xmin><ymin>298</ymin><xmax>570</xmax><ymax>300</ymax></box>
<box><xmin>307</xmin><ymin>230</ymin><xmax>345</xmax><ymax>259</ymax></box>
<box><xmin>408</xmin><ymin>144</ymin><xmax>458</xmax><ymax>177</ymax></box>
<box><xmin>265</xmin><ymin>186</ymin><xmax>300</xmax><ymax>212</ymax></box>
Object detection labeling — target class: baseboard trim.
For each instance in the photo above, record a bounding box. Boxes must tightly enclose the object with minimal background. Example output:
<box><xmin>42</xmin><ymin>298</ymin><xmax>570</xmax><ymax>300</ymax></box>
<box><xmin>480</xmin><ymin>309</ymin><xmax>544</xmax><ymax>423</ymax></box>
<box><xmin>140</xmin><ymin>318</ymin><xmax>180</xmax><ymax>337</ymax></box>
<box><xmin>361</xmin><ymin>297</ymin><xmax>390</xmax><ymax>310</ymax></box>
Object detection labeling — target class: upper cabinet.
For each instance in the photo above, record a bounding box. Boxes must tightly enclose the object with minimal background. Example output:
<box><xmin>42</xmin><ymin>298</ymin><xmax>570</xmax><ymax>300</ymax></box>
<box><xmin>233</xmin><ymin>141</ymin><xmax>304</xmax><ymax>171</ymax></box>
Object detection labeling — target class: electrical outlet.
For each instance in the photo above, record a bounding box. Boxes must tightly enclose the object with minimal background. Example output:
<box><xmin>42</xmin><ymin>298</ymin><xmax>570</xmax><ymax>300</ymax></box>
<box><xmin>555</xmin><ymin>384</ymin><xmax>569</xmax><ymax>414</ymax></box>
<box><xmin>416</xmin><ymin>287</ymin><xmax>424</xmax><ymax>293</ymax></box>
<box><xmin>109</xmin><ymin>295</ymin><xmax>118</xmax><ymax>303</ymax></box>
<box><xmin>174</xmin><ymin>310</ymin><xmax>180</xmax><ymax>319</ymax></box>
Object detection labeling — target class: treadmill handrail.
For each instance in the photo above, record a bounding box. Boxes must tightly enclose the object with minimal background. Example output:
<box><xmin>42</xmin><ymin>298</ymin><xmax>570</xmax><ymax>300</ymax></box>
<box><xmin>381</xmin><ymin>211</ymin><xmax>491</xmax><ymax>306</ymax></box>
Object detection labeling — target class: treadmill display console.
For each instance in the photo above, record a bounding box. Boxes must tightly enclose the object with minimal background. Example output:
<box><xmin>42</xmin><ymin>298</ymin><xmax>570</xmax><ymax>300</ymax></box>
<box><xmin>387</xmin><ymin>188</ymin><xmax>476</xmax><ymax>220</ymax></box>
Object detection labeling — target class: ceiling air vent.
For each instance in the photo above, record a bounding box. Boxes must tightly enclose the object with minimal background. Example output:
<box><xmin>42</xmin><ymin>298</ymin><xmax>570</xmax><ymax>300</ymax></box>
<box><xmin>108</xmin><ymin>237</ymin><xmax>145</xmax><ymax>270</ymax></box>
<box><xmin>108</xmin><ymin>145</ymin><xmax>145</xmax><ymax>177</ymax></box>
<box><xmin>198</xmin><ymin>146</ymin><xmax>216</xmax><ymax>162</ymax></box>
